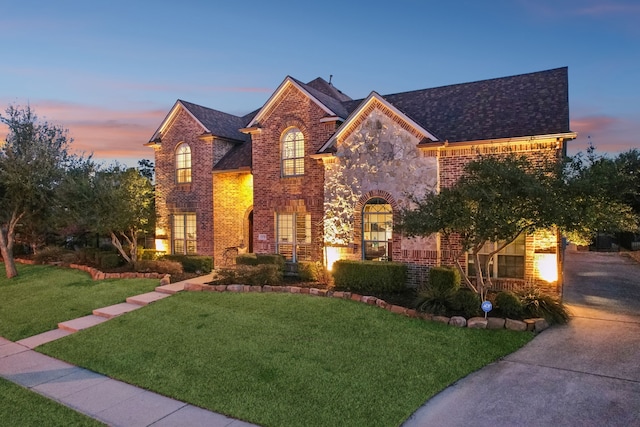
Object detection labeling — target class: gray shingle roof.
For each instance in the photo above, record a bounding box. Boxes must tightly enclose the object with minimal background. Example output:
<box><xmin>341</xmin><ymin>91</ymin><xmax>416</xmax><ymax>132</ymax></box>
<box><xmin>172</xmin><ymin>67</ymin><xmax>571</xmax><ymax>171</ymax></box>
<box><xmin>213</xmin><ymin>140</ymin><xmax>252</xmax><ymax>171</ymax></box>
<box><xmin>179</xmin><ymin>100</ymin><xmax>249</xmax><ymax>142</ymax></box>
<box><xmin>290</xmin><ymin>77</ymin><xmax>351</xmax><ymax>119</ymax></box>
<box><xmin>374</xmin><ymin>67</ymin><xmax>570</xmax><ymax>142</ymax></box>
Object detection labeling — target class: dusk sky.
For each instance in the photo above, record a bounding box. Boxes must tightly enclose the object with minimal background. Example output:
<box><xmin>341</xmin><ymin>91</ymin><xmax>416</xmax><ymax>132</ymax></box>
<box><xmin>2</xmin><ymin>0</ymin><xmax>638</xmax><ymax>166</ymax></box>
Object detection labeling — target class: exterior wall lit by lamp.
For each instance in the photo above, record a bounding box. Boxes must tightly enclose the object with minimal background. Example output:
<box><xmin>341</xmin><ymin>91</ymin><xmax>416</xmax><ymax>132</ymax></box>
<box><xmin>534</xmin><ymin>252</ymin><xmax>558</xmax><ymax>283</ymax></box>
<box><xmin>324</xmin><ymin>246</ymin><xmax>341</xmax><ymax>271</ymax></box>
<box><xmin>155</xmin><ymin>228</ymin><xmax>169</xmax><ymax>253</ymax></box>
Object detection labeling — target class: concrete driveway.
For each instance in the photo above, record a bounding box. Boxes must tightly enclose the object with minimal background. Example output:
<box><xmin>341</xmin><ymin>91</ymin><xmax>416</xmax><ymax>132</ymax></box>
<box><xmin>402</xmin><ymin>248</ymin><xmax>640</xmax><ymax>427</ymax></box>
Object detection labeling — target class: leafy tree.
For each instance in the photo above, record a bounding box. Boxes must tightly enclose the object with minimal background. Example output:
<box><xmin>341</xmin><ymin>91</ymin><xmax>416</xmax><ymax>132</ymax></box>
<box><xmin>89</xmin><ymin>164</ymin><xmax>155</xmax><ymax>264</ymax></box>
<box><xmin>561</xmin><ymin>146</ymin><xmax>638</xmax><ymax>245</ymax></box>
<box><xmin>400</xmin><ymin>155</ymin><xmax>558</xmax><ymax>299</ymax></box>
<box><xmin>0</xmin><ymin>105</ymin><xmax>73</xmax><ymax>278</ymax></box>
<box><xmin>137</xmin><ymin>158</ymin><xmax>155</xmax><ymax>182</ymax></box>
<box><xmin>400</xmin><ymin>151</ymin><xmax>639</xmax><ymax>299</ymax></box>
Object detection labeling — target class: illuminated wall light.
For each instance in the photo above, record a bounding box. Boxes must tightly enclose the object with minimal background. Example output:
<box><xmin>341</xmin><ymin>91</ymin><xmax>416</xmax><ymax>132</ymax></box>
<box><xmin>155</xmin><ymin>239</ymin><xmax>168</xmax><ymax>253</ymax></box>
<box><xmin>325</xmin><ymin>246</ymin><xmax>341</xmax><ymax>271</ymax></box>
<box><xmin>154</xmin><ymin>227</ymin><xmax>168</xmax><ymax>252</ymax></box>
<box><xmin>535</xmin><ymin>253</ymin><xmax>558</xmax><ymax>283</ymax></box>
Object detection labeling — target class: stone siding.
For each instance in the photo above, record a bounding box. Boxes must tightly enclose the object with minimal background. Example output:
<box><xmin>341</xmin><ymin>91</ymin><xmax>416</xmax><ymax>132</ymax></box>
<box><xmin>323</xmin><ymin>108</ymin><xmax>438</xmax><ymax>284</ymax></box>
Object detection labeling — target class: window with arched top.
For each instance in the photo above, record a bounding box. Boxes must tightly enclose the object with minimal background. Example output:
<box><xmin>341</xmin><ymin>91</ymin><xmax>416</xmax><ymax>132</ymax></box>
<box><xmin>362</xmin><ymin>198</ymin><xmax>393</xmax><ymax>261</ymax></box>
<box><xmin>175</xmin><ymin>143</ymin><xmax>191</xmax><ymax>183</ymax></box>
<box><xmin>281</xmin><ymin>128</ymin><xmax>304</xmax><ymax>177</ymax></box>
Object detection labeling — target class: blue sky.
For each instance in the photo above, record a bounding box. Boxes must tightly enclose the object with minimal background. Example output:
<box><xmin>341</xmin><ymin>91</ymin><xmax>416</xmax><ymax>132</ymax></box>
<box><xmin>1</xmin><ymin>0</ymin><xmax>638</xmax><ymax>165</ymax></box>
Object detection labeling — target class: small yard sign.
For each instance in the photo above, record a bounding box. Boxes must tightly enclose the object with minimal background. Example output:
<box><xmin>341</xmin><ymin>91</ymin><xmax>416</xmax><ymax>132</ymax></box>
<box><xmin>481</xmin><ymin>301</ymin><xmax>492</xmax><ymax>319</ymax></box>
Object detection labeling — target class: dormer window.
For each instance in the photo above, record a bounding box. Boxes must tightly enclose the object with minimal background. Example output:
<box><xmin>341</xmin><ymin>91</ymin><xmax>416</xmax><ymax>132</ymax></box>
<box><xmin>175</xmin><ymin>143</ymin><xmax>191</xmax><ymax>183</ymax></box>
<box><xmin>281</xmin><ymin>128</ymin><xmax>304</xmax><ymax>177</ymax></box>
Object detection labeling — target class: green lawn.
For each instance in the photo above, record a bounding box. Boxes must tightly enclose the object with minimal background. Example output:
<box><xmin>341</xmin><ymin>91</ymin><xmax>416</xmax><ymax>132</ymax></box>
<box><xmin>0</xmin><ymin>263</ymin><xmax>159</xmax><ymax>341</ymax></box>
<box><xmin>0</xmin><ymin>377</ymin><xmax>104</xmax><ymax>426</ymax></box>
<box><xmin>39</xmin><ymin>292</ymin><xmax>533</xmax><ymax>427</ymax></box>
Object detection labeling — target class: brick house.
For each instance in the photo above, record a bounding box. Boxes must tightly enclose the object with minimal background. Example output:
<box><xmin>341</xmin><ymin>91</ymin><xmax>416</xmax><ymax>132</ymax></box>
<box><xmin>147</xmin><ymin>67</ymin><xmax>575</xmax><ymax>294</ymax></box>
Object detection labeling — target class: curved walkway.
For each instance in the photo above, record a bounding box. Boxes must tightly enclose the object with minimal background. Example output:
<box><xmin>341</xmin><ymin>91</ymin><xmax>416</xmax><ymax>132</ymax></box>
<box><xmin>403</xmin><ymin>247</ymin><xmax>640</xmax><ymax>427</ymax></box>
<box><xmin>0</xmin><ymin>274</ymin><xmax>258</xmax><ymax>427</ymax></box>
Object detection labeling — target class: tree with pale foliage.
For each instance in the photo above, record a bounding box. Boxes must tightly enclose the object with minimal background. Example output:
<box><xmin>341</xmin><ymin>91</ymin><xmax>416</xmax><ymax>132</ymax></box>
<box><xmin>0</xmin><ymin>105</ymin><xmax>74</xmax><ymax>278</ymax></box>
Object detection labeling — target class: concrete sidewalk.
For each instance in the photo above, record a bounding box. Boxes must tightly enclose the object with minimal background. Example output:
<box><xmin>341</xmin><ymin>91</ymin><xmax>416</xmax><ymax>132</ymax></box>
<box><xmin>0</xmin><ymin>337</ymin><xmax>256</xmax><ymax>426</ymax></box>
<box><xmin>0</xmin><ymin>273</ymin><xmax>259</xmax><ymax>427</ymax></box>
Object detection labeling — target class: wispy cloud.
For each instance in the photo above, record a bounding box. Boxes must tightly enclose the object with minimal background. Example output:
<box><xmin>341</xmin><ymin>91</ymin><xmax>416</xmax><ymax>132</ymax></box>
<box><xmin>0</xmin><ymin>100</ymin><xmax>165</xmax><ymax>163</ymax></box>
<box><xmin>570</xmin><ymin>114</ymin><xmax>639</xmax><ymax>155</ymax></box>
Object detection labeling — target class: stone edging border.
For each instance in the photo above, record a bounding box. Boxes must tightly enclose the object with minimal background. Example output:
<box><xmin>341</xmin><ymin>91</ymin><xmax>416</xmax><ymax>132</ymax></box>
<box><xmin>181</xmin><ymin>282</ymin><xmax>550</xmax><ymax>333</ymax></box>
<box><xmin>15</xmin><ymin>258</ymin><xmax>166</xmax><ymax>281</ymax></box>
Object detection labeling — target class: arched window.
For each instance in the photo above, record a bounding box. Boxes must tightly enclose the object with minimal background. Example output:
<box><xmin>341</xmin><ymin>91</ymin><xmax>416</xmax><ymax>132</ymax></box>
<box><xmin>362</xmin><ymin>198</ymin><xmax>393</xmax><ymax>261</ymax></box>
<box><xmin>175</xmin><ymin>143</ymin><xmax>191</xmax><ymax>183</ymax></box>
<box><xmin>281</xmin><ymin>128</ymin><xmax>304</xmax><ymax>177</ymax></box>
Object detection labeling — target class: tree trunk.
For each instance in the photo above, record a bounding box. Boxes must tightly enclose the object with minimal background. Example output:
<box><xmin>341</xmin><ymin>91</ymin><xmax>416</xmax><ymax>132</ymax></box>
<box><xmin>474</xmin><ymin>251</ymin><xmax>487</xmax><ymax>301</ymax></box>
<box><xmin>110</xmin><ymin>231</ymin><xmax>132</xmax><ymax>264</ymax></box>
<box><xmin>126</xmin><ymin>229</ymin><xmax>138</xmax><ymax>264</ymax></box>
<box><xmin>0</xmin><ymin>226</ymin><xmax>18</xmax><ymax>279</ymax></box>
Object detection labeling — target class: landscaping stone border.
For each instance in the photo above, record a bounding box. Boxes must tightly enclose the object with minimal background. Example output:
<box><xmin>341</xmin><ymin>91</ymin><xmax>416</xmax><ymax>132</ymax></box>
<box><xmin>15</xmin><ymin>258</ymin><xmax>166</xmax><ymax>281</ymax></box>
<box><xmin>181</xmin><ymin>282</ymin><xmax>550</xmax><ymax>333</ymax></box>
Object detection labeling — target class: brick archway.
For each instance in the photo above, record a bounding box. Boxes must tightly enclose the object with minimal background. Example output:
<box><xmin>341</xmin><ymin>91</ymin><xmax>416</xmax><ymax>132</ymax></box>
<box><xmin>353</xmin><ymin>190</ymin><xmax>401</xmax><ymax>261</ymax></box>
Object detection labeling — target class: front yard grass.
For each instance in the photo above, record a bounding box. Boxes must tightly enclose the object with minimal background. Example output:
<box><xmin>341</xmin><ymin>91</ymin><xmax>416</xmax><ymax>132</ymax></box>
<box><xmin>0</xmin><ymin>263</ymin><xmax>159</xmax><ymax>341</ymax></box>
<box><xmin>0</xmin><ymin>377</ymin><xmax>104</xmax><ymax>426</ymax></box>
<box><xmin>39</xmin><ymin>292</ymin><xmax>533</xmax><ymax>427</ymax></box>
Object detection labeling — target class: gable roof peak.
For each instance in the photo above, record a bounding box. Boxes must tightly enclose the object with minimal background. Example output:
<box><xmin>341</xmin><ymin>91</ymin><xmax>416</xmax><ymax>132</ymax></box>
<box><xmin>305</xmin><ymin>77</ymin><xmax>352</xmax><ymax>102</ymax></box>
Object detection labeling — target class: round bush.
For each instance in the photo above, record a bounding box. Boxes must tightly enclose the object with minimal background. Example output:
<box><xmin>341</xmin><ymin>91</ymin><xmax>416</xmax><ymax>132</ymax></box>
<box><xmin>495</xmin><ymin>291</ymin><xmax>524</xmax><ymax>319</ymax></box>
<box><xmin>451</xmin><ymin>288</ymin><xmax>482</xmax><ymax>318</ymax></box>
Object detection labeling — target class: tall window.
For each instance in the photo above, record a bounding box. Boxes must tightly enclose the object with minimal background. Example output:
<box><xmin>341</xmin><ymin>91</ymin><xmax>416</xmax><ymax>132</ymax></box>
<box><xmin>276</xmin><ymin>213</ymin><xmax>311</xmax><ymax>262</ymax></box>
<box><xmin>175</xmin><ymin>143</ymin><xmax>191</xmax><ymax>183</ymax></box>
<box><xmin>281</xmin><ymin>128</ymin><xmax>304</xmax><ymax>177</ymax></box>
<box><xmin>363</xmin><ymin>198</ymin><xmax>393</xmax><ymax>261</ymax></box>
<box><xmin>173</xmin><ymin>213</ymin><xmax>197</xmax><ymax>255</ymax></box>
<box><xmin>468</xmin><ymin>234</ymin><xmax>526</xmax><ymax>279</ymax></box>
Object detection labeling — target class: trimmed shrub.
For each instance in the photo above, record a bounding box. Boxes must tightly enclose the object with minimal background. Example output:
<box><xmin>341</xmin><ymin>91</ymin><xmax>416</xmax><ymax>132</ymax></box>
<box><xmin>243</xmin><ymin>264</ymin><xmax>283</xmax><ymax>285</ymax></box>
<box><xmin>211</xmin><ymin>268</ymin><xmax>238</xmax><ymax>285</ymax></box>
<box><xmin>518</xmin><ymin>288</ymin><xmax>570</xmax><ymax>325</ymax></box>
<box><xmin>236</xmin><ymin>253</ymin><xmax>260</xmax><ymax>266</ymax></box>
<box><xmin>235</xmin><ymin>253</ymin><xmax>285</xmax><ymax>269</ymax></box>
<box><xmin>495</xmin><ymin>291</ymin><xmax>524</xmax><ymax>319</ymax></box>
<box><xmin>297</xmin><ymin>261</ymin><xmax>327</xmax><ymax>282</ymax></box>
<box><xmin>332</xmin><ymin>260</ymin><xmax>407</xmax><ymax>293</ymax></box>
<box><xmin>428</xmin><ymin>267</ymin><xmax>460</xmax><ymax>295</ymax></box>
<box><xmin>100</xmin><ymin>253</ymin><xmax>122</xmax><ymax>270</ymax></box>
<box><xmin>256</xmin><ymin>253</ymin><xmax>286</xmax><ymax>269</ymax></box>
<box><xmin>139</xmin><ymin>249</ymin><xmax>166</xmax><ymax>261</ymax></box>
<box><xmin>161</xmin><ymin>255</ymin><xmax>212</xmax><ymax>273</ymax></box>
<box><xmin>212</xmin><ymin>264</ymin><xmax>283</xmax><ymax>286</ymax></box>
<box><xmin>451</xmin><ymin>288</ymin><xmax>482</xmax><ymax>318</ymax></box>
<box><xmin>135</xmin><ymin>260</ymin><xmax>183</xmax><ymax>276</ymax></box>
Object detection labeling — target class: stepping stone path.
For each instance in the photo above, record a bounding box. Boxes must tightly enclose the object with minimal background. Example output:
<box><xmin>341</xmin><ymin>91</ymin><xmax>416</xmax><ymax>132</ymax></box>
<box><xmin>16</xmin><ymin>282</ymin><xmax>186</xmax><ymax>348</ymax></box>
